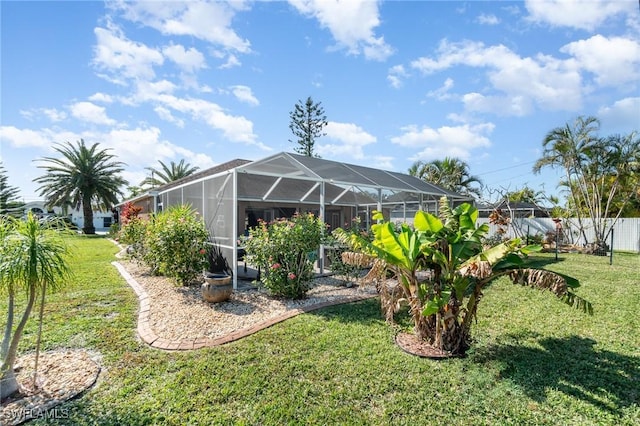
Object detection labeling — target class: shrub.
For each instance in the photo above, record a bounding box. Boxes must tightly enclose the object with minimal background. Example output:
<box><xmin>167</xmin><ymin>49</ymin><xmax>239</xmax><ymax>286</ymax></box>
<box><xmin>143</xmin><ymin>205</ymin><xmax>209</xmax><ymax>286</ymax></box>
<box><xmin>326</xmin><ymin>221</ymin><xmax>369</xmax><ymax>285</ymax></box>
<box><xmin>108</xmin><ymin>222</ymin><xmax>120</xmax><ymax>238</ymax></box>
<box><xmin>244</xmin><ymin>212</ymin><xmax>325</xmax><ymax>299</ymax></box>
<box><xmin>119</xmin><ymin>217</ymin><xmax>147</xmax><ymax>262</ymax></box>
<box><xmin>325</xmin><ymin>240</ymin><xmax>360</xmax><ymax>285</ymax></box>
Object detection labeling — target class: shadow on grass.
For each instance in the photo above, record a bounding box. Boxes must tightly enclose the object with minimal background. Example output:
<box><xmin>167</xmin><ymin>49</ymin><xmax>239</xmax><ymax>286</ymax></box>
<box><xmin>523</xmin><ymin>254</ymin><xmax>567</xmax><ymax>268</ymax></box>
<box><xmin>306</xmin><ymin>297</ymin><xmax>388</xmax><ymax>327</ymax></box>
<box><xmin>474</xmin><ymin>334</ymin><xmax>640</xmax><ymax>415</ymax></box>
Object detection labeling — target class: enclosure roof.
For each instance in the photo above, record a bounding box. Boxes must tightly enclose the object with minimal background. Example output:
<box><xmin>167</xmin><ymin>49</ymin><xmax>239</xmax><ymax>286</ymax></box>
<box><xmin>159</xmin><ymin>158</ymin><xmax>251</xmax><ymax>192</ymax></box>
<box><xmin>235</xmin><ymin>152</ymin><xmax>470</xmax><ymax>200</ymax></box>
<box><xmin>117</xmin><ymin>158</ymin><xmax>251</xmax><ymax>206</ymax></box>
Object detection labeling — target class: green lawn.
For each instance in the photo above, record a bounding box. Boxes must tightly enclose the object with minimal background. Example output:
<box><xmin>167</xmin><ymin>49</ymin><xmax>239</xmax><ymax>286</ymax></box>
<box><xmin>4</xmin><ymin>236</ymin><xmax>639</xmax><ymax>425</ymax></box>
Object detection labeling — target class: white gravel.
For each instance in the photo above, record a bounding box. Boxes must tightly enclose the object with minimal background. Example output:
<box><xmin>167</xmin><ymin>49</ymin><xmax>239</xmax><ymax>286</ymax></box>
<box><xmin>119</xmin><ymin>260</ymin><xmax>378</xmax><ymax>341</ymax></box>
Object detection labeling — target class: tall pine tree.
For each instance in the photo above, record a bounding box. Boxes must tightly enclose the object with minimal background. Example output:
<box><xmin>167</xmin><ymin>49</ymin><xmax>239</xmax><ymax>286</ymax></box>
<box><xmin>288</xmin><ymin>96</ymin><xmax>327</xmax><ymax>157</ymax></box>
<box><xmin>0</xmin><ymin>163</ymin><xmax>24</xmax><ymax>217</ymax></box>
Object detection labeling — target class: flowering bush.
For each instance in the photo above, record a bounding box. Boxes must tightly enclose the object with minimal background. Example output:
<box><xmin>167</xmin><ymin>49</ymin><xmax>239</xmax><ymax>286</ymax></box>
<box><xmin>143</xmin><ymin>205</ymin><xmax>209</xmax><ymax>286</ymax></box>
<box><xmin>243</xmin><ymin>212</ymin><xmax>325</xmax><ymax>299</ymax></box>
<box><xmin>120</xmin><ymin>201</ymin><xmax>142</xmax><ymax>225</ymax></box>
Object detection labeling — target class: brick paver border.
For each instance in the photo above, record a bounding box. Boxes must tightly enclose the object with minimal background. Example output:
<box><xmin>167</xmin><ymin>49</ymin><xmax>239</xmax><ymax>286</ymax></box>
<box><xmin>112</xmin><ymin>261</ymin><xmax>377</xmax><ymax>351</ymax></box>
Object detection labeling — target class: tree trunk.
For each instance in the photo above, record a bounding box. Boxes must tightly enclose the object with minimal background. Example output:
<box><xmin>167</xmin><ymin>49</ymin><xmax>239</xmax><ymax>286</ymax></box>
<box><xmin>0</xmin><ymin>284</ymin><xmax>36</xmax><ymax>399</ymax></box>
<box><xmin>33</xmin><ymin>282</ymin><xmax>47</xmax><ymax>389</ymax></box>
<box><xmin>1</xmin><ymin>292</ymin><xmax>14</xmax><ymax>361</ymax></box>
<box><xmin>82</xmin><ymin>196</ymin><xmax>95</xmax><ymax>234</ymax></box>
<box><xmin>0</xmin><ymin>368</ymin><xmax>18</xmax><ymax>399</ymax></box>
<box><xmin>413</xmin><ymin>308</ymin><xmax>432</xmax><ymax>341</ymax></box>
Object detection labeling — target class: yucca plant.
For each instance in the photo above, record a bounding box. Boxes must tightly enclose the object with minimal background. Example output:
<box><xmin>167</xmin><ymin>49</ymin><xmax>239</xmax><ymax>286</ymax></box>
<box><xmin>0</xmin><ymin>213</ymin><xmax>71</xmax><ymax>398</ymax></box>
<box><xmin>336</xmin><ymin>197</ymin><xmax>592</xmax><ymax>356</ymax></box>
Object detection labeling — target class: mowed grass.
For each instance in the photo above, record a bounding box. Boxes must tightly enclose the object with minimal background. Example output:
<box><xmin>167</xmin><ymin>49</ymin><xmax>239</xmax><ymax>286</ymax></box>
<box><xmin>3</xmin><ymin>236</ymin><xmax>639</xmax><ymax>425</ymax></box>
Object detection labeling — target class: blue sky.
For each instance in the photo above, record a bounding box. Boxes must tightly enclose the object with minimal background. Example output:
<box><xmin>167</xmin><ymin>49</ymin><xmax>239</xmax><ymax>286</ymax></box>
<box><xmin>1</xmin><ymin>0</ymin><xmax>638</xmax><ymax>204</ymax></box>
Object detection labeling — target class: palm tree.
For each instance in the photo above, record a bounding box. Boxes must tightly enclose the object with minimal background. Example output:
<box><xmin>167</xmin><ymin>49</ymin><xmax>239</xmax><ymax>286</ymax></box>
<box><xmin>408</xmin><ymin>157</ymin><xmax>482</xmax><ymax>197</ymax></box>
<box><xmin>0</xmin><ymin>213</ymin><xmax>71</xmax><ymax>398</ymax></box>
<box><xmin>533</xmin><ymin>116</ymin><xmax>639</xmax><ymax>246</ymax></box>
<box><xmin>140</xmin><ymin>159</ymin><xmax>199</xmax><ymax>188</ymax></box>
<box><xmin>505</xmin><ymin>186</ymin><xmax>547</xmax><ymax>204</ymax></box>
<box><xmin>34</xmin><ymin>139</ymin><xmax>127</xmax><ymax>234</ymax></box>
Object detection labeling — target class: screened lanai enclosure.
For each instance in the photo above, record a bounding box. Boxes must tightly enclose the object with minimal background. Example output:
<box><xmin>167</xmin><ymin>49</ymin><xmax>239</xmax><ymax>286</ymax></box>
<box><xmin>151</xmin><ymin>152</ymin><xmax>470</xmax><ymax>289</ymax></box>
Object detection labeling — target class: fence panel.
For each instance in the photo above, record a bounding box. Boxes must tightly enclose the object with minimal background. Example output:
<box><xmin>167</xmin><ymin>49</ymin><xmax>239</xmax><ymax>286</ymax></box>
<box><xmin>477</xmin><ymin>217</ymin><xmax>640</xmax><ymax>253</ymax></box>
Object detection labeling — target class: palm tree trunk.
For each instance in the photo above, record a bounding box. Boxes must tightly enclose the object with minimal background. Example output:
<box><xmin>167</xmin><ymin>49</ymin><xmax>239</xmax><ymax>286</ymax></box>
<box><xmin>82</xmin><ymin>196</ymin><xmax>95</xmax><ymax>234</ymax></box>
<box><xmin>1</xmin><ymin>283</ymin><xmax>36</xmax><ymax>399</ymax></box>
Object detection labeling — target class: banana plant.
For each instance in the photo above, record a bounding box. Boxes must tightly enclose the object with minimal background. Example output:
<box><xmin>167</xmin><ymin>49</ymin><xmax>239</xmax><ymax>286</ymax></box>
<box><xmin>336</xmin><ymin>197</ymin><xmax>591</xmax><ymax>356</ymax></box>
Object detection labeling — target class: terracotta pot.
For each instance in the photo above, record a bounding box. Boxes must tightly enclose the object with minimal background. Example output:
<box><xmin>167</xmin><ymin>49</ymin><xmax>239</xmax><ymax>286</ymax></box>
<box><xmin>202</xmin><ymin>273</ymin><xmax>232</xmax><ymax>303</ymax></box>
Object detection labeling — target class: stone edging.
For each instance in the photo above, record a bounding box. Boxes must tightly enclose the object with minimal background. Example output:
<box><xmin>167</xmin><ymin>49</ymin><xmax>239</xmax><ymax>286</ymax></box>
<box><xmin>111</xmin><ymin>261</ymin><xmax>377</xmax><ymax>351</ymax></box>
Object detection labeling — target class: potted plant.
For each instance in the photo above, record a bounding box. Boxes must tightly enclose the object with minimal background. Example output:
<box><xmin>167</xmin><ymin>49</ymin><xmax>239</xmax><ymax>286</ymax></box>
<box><xmin>202</xmin><ymin>238</ymin><xmax>233</xmax><ymax>303</ymax></box>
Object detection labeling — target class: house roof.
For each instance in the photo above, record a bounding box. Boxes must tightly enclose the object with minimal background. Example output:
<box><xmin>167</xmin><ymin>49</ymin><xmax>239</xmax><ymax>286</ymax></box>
<box><xmin>477</xmin><ymin>200</ymin><xmax>550</xmax><ymax>213</ymax></box>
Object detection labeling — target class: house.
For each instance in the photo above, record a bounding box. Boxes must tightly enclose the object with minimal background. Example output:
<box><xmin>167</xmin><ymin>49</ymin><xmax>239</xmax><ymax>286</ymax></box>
<box><xmin>477</xmin><ymin>200</ymin><xmax>551</xmax><ymax>219</ymax></box>
<box><xmin>119</xmin><ymin>152</ymin><xmax>471</xmax><ymax>288</ymax></box>
<box><xmin>21</xmin><ymin>201</ymin><xmax>113</xmax><ymax>231</ymax></box>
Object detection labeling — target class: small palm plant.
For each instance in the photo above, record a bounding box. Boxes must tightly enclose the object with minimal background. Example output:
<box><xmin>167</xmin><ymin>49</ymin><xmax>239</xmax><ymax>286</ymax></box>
<box><xmin>336</xmin><ymin>197</ymin><xmax>592</xmax><ymax>357</ymax></box>
<box><xmin>0</xmin><ymin>213</ymin><xmax>71</xmax><ymax>398</ymax></box>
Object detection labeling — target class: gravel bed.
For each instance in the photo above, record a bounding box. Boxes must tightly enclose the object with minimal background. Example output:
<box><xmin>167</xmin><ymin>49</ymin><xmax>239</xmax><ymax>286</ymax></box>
<box><xmin>120</xmin><ymin>260</ymin><xmax>378</xmax><ymax>341</ymax></box>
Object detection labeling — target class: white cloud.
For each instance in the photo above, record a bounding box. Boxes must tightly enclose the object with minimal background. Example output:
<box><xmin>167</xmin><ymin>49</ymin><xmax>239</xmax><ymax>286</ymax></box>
<box><xmin>0</xmin><ymin>126</ymin><xmax>52</xmax><ymax>148</ymax></box>
<box><xmin>598</xmin><ymin>97</ymin><xmax>640</xmax><ymax>130</ymax></box>
<box><xmin>70</xmin><ymin>101</ymin><xmax>117</xmax><ymax>126</ymax></box>
<box><xmin>101</xmin><ymin>126</ymin><xmax>198</xmax><ymax>167</ymax></box>
<box><xmin>289</xmin><ymin>0</ymin><xmax>394</xmax><ymax>61</ymax></box>
<box><xmin>387</xmin><ymin>64</ymin><xmax>408</xmax><ymax>89</ymax></box>
<box><xmin>524</xmin><ymin>0</ymin><xmax>633</xmax><ymax>31</ymax></box>
<box><xmin>426</xmin><ymin>78</ymin><xmax>455</xmax><ymax>101</ymax></box>
<box><xmin>391</xmin><ymin>122</ymin><xmax>494</xmax><ymax>160</ymax></box>
<box><xmin>372</xmin><ymin>155</ymin><xmax>394</xmax><ymax>170</ymax></box>
<box><xmin>230</xmin><ymin>85</ymin><xmax>259</xmax><ymax>106</ymax></box>
<box><xmin>92</xmin><ymin>24</ymin><xmax>164</xmax><ymax>83</ymax></box>
<box><xmin>462</xmin><ymin>92</ymin><xmax>534</xmax><ymax>117</ymax></box>
<box><xmin>110</xmin><ymin>0</ymin><xmax>251</xmax><ymax>53</ymax></box>
<box><xmin>42</xmin><ymin>108</ymin><xmax>67</xmax><ymax>122</ymax></box>
<box><xmin>129</xmin><ymin>80</ymin><xmax>178</xmax><ymax>105</ymax></box>
<box><xmin>88</xmin><ymin>93</ymin><xmax>114</xmax><ymax>103</ymax></box>
<box><xmin>154</xmin><ymin>106</ymin><xmax>185</xmax><ymax>127</ymax></box>
<box><xmin>561</xmin><ymin>35</ymin><xmax>640</xmax><ymax>88</ymax></box>
<box><xmin>317</xmin><ymin>121</ymin><xmax>376</xmax><ymax>159</ymax></box>
<box><xmin>476</xmin><ymin>14</ymin><xmax>500</xmax><ymax>25</ymax></box>
<box><xmin>411</xmin><ymin>39</ymin><xmax>583</xmax><ymax>115</ymax></box>
<box><xmin>0</xmin><ymin>124</ymin><xmax>219</xmax><ymax>187</ymax></box>
<box><xmin>150</xmin><ymin>94</ymin><xmax>264</xmax><ymax>147</ymax></box>
<box><xmin>162</xmin><ymin>44</ymin><xmax>207</xmax><ymax>73</ymax></box>
<box><xmin>20</xmin><ymin>108</ymin><xmax>67</xmax><ymax>122</ymax></box>
<box><xmin>219</xmin><ymin>54</ymin><xmax>241</xmax><ymax>69</ymax></box>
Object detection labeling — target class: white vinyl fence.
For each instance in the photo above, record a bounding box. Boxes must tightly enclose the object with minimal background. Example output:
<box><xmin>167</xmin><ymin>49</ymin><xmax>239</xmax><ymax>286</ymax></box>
<box><xmin>477</xmin><ymin>217</ymin><xmax>640</xmax><ymax>253</ymax></box>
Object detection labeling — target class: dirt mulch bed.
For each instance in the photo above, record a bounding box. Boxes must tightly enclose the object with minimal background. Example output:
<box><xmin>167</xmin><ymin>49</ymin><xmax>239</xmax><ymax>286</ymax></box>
<box><xmin>0</xmin><ymin>349</ymin><xmax>101</xmax><ymax>425</ymax></box>
<box><xmin>395</xmin><ymin>332</ymin><xmax>460</xmax><ymax>359</ymax></box>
